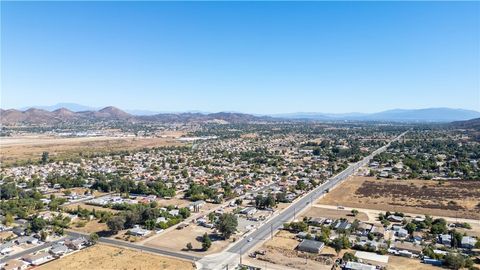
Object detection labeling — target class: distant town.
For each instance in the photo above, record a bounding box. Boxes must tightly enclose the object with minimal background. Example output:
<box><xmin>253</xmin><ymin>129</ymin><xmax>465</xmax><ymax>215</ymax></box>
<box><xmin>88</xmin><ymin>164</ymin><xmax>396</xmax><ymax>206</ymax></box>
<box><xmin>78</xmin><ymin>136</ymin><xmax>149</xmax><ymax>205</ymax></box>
<box><xmin>0</xmin><ymin>109</ymin><xmax>478</xmax><ymax>270</ymax></box>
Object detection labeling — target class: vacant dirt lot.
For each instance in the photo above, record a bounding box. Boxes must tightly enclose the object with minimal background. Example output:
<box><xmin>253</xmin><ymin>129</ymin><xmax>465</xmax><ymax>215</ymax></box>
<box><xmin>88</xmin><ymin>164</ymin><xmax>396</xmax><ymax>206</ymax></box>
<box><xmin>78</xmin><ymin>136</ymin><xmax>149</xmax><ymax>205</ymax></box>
<box><xmin>71</xmin><ymin>220</ymin><xmax>109</xmax><ymax>234</ymax></box>
<box><xmin>301</xmin><ymin>206</ymin><xmax>369</xmax><ymax>222</ymax></box>
<box><xmin>319</xmin><ymin>176</ymin><xmax>480</xmax><ymax>219</ymax></box>
<box><xmin>0</xmin><ymin>135</ymin><xmax>182</xmax><ymax>165</ymax></box>
<box><xmin>143</xmin><ymin>224</ymin><xmax>232</xmax><ymax>256</ymax></box>
<box><xmin>387</xmin><ymin>256</ymin><xmax>441</xmax><ymax>270</ymax></box>
<box><xmin>263</xmin><ymin>230</ymin><xmax>299</xmax><ymax>250</ymax></box>
<box><xmin>37</xmin><ymin>244</ymin><xmax>194</xmax><ymax>270</ymax></box>
<box><xmin>254</xmin><ymin>230</ymin><xmax>334</xmax><ymax>270</ymax></box>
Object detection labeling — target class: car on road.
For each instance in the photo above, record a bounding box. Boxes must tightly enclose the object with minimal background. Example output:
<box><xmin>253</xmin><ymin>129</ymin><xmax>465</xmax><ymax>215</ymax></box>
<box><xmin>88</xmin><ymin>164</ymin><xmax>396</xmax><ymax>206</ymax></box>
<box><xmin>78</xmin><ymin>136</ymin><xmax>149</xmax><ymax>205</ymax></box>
<box><xmin>248</xmin><ymin>237</ymin><xmax>253</xmax><ymax>242</ymax></box>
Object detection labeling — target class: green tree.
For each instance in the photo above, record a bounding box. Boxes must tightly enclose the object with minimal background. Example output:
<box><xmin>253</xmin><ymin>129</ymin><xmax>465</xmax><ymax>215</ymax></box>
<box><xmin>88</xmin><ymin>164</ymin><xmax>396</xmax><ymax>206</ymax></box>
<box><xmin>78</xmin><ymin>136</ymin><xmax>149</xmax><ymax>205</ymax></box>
<box><xmin>342</xmin><ymin>252</ymin><xmax>357</xmax><ymax>262</ymax></box>
<box><xmin>202</xmin><ymin>233</ymin><xmax>212</xmax><ymax>251</ymax></box>
<box><xmin>4</xmin><ymin>213</ymin><xmax>14</xmax><ymax>226</ymax></box>
<box><xmin>107</xmin><ymin>216</ymin><xmax>125</xmax><ymax>233</ymax></box>
<box><xmin>216</xmin><ymin>213</ymin><xmax>238</xmax><ymax>239</ymax></box>
<box><xmin>30</xmin><ymin>217</ymin><xmax>47</xmax><ymax>233</ymax></box>
<box><xmin>430</xmin><ymin>218</ymin><xmax>447</xmax><ymax>234</ymax></box>
<box><xmin>186</xmin><ymin>242</ymin><xmax>193</xmax><ymax>251</ymax></box>
<box><xmin>89</xmin><ymin>233</ymin><xmax>99</xmax><ymax>244</ymax></box>
<box><xmin>179</xmin><ymin>208</ymin><xmax>191</xmax><ymax>219</ymax></box>
<box><xmin>40</xmin><ymin>230</ymin><xmax>48</xmax><ymax>241</ymax></box>
<box><xmin>331</xmin><ymin>237</ymin><xmax>344</xmax><ymax>254</ymax></box>
<box><xmin>208</xmin><ymin>212</ymin><xmax>216</xmax><ymax>223</ymax></box>
<box><xmin>405</xmin><ymin>223</ymin><xmax>417</xmax><ymax>235</ymax></box>
<box><xmin>351</xmin><ymin>209</ymin><xmax>359</xmax><ymax>217</ymax></box>
<box><xmin>41</xmin><ymin>152</ymin><xmax>49</xmax><ymax>164</ymax></box>
<box><xmin>444</xmin><ymin>253</ymin><xmax>465</xmax><ymax>270</ymax></box>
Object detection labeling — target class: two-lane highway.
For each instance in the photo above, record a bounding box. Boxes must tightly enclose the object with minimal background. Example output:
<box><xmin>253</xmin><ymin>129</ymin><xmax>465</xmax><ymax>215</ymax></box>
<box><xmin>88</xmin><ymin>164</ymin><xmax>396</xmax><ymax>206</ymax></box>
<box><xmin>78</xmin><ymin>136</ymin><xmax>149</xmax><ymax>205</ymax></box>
<box><xmin>226</xmin><ymin>131</ymin><xmax>407</xmax><ymax>256</ymax></box>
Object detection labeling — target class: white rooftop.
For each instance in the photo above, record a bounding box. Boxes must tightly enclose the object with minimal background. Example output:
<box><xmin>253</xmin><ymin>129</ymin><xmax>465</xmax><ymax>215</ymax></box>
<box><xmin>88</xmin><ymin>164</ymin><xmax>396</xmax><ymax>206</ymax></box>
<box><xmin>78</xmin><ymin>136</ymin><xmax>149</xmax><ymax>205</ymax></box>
<box><xmin>355</xmin><ymin>251</ymin><xmax>389</xmax><ymax>264</ymax></box>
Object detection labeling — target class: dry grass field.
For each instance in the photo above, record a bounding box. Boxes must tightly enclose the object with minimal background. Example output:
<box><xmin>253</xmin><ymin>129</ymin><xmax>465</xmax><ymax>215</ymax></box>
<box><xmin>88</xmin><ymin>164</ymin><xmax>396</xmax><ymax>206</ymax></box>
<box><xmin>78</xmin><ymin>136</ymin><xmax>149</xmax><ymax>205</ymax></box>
<box><xmin>387</xmin><ymin>256</ymin><xmax>442</xmax><ymax>270</ymax></box>
<box><xmin>37</xmin><ymin>244</ymin><xmax>194</xmax><ymax>270</ymax></box>
<box><xmin>319</xmin><ymin>176</ymin><xmax>480</xmax><ymax>219</ymax></box>
<box><xmin>71</xmin><ymin>220</ymin><xmax>109</xmax><ymax>234</ymax></box>
<box><xmin>0</xmin><ymin>135</ymin><xmax>183</xmax><ymax>165</ymax></box>
<box><xmin>300</xmin><ymin>206</ymin><xmax>369</xmax><ymax>222</ymax></box>
<box><xmin>143</xmin><ymin>224</ymin><xmax>232</xmax><ymax>256</ymax></box>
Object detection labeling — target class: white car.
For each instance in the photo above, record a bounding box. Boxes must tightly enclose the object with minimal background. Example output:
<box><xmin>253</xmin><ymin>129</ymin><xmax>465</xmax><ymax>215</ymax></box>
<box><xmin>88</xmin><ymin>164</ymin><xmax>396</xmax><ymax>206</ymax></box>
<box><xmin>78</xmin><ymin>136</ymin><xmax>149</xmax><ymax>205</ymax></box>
<box><xmin>248</xmin><ymin>237</ymin><xmax>253</xmax><ymax>242</ymax></box>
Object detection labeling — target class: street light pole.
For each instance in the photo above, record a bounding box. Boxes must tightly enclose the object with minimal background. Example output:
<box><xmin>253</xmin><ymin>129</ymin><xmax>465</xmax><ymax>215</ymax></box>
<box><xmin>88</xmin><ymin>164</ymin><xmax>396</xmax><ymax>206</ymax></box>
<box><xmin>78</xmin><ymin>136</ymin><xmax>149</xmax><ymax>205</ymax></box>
<box><xmin>240</xmin><ymin>246</ymin><xmax>242</xmax><ymax>266</ymax></box>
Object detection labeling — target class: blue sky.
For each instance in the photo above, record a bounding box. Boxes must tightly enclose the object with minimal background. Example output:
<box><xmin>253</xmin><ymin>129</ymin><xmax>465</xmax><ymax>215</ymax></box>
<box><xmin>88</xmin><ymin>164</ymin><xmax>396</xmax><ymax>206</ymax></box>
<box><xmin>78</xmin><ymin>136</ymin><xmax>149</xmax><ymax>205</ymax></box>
<box><xmin>1</xmin><ymin>1</ymin><xmax>479</xmax><ymax>114</ymax></box>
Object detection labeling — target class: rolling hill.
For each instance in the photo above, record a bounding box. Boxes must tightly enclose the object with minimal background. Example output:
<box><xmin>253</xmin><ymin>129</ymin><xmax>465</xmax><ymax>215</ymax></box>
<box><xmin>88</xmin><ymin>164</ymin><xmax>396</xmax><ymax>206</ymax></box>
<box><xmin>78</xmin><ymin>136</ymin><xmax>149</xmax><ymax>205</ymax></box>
<box><xmin>0</xmin><ymin>106</ymin><xmax>272</xmax><ymax>125</ymax></box>
<box><xmin>2</xmin><ymin>105</ymin><xmax>479</xmax><ymax>125</ymax></box>
<box><xmin>274</xmin><ymin>108</ymin><xmax>480</xmax><ymax>122</ymax></box>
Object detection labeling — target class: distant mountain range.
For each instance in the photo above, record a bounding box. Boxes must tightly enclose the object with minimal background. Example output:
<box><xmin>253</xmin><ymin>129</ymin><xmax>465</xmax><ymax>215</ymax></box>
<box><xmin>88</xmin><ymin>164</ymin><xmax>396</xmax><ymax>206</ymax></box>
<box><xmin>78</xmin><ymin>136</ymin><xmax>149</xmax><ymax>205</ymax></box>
<box><xmin>451</xmin><ymin>117</ymin><xmax>480</xmax><ymax>130</ymax></box>
<box><xmin>273</xmin><ymin>108</ymin><xmax>480</xmax><ymax>122</ymax></box>
<box><xmin>1</xmin><ymin>103</ymin><xmax>479</xmax><ymax>125</ymax></box>
<box><xmin>0</xmin><ymin>106</ymin><xmax>273</xmax><ymax>125</ymax></box>
<box><xmin>19</xmin><ymin>103</ymin><xmax>209</xmax><ymax>116</ymax></box>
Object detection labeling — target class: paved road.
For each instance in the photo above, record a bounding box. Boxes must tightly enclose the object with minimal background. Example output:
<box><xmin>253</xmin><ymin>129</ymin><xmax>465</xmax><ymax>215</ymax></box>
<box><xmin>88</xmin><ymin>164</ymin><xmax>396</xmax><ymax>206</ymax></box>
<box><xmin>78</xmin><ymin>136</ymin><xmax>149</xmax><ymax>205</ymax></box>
<box><xmin>1</xmin><ymin>131</ymin><xmax>405</xmax><ymax>268</ymax></box>
<box><xmin>227</xmin><ymin>131</ymin><xmax>408</xmax><ymax>255</ymax></box>
<box><xmin>0</xmin><ymin>238</ymin><xmax>66</xmax><ymax>264</ymax></box>
<box><xmin>66</xmin><ymin>231</ymin><xmax>201</xmax><ymax>262</ymax></box>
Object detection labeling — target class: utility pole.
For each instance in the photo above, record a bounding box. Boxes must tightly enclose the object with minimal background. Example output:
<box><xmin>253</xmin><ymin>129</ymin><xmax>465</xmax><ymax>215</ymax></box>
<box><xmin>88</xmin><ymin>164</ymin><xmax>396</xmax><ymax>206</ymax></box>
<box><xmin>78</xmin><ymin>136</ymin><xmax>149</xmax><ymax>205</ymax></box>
<box><xmin>240</xmin><ymin>246</ymin><xmax>242</xmax><ymax>266</ymax></box>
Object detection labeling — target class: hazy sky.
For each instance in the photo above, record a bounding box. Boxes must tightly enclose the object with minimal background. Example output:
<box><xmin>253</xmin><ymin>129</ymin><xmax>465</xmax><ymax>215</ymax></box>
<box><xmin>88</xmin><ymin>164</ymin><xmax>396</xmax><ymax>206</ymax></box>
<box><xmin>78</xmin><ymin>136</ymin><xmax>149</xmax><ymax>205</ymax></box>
<box><xmin>1</xmin><ymin>1</ymin><xmax>479</xmax><ymax>114</ymax></box>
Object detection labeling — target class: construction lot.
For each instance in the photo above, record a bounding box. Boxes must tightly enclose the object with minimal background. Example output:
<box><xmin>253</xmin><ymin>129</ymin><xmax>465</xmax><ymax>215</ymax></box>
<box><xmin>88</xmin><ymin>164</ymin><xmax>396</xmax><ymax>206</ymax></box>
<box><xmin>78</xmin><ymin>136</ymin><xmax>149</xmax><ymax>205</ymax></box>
<box><xmin>36</xmin><ymin>244</ymin><xmax>194</xmax><ymax>270</ymax></box>
<box><xmin>318</xmin><ymin>176</ymin><xmax>480</xmax><ymax>219</ymax></box>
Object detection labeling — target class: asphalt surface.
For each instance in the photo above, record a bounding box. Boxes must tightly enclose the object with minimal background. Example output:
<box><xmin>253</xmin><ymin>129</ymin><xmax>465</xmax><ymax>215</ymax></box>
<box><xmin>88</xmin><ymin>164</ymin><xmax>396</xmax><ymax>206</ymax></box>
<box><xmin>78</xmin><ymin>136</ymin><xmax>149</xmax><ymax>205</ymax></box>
<box><xmin>66</xmin><ymin>231</ymin><xmax>202</xmax><ymax>262</ymax></box>
<box><xmin>227</xmin><ymin>131</ymin><xmax>407</xmax><ymax>255</ymax></box>
<box><xmin>0</xmin><ymin>238</ymin><xmax>65</xmax><ymax>264</ymax></box>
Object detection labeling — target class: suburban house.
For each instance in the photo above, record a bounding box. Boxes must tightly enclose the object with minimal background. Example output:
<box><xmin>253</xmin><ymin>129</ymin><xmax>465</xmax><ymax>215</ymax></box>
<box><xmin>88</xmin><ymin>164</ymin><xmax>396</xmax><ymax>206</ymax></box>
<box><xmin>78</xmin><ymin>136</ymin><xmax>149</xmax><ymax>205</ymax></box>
<box><xmin>22</xmin><ymin>252</ymin><xmax>53</xmax><ymax>265</ymax></box>
<box><xmin>156</xmin><ymin>217</ymin><xmax>167</xmax><ymax>223</ymax></box>
<box><xmin>189</xmin><ymin>200</ymin><xmax>206</xmax><ymax>212</ymax></box>
<box><xmin>49</xmin><ymin>244</ymin><xmax>69</xmax><ymax>256</ymax></box>
<box><xmin>395</xmin><ymin>228</ymin><xmax>409</xmax><ymax>238</ymax></box>
<box><xmin>370</xmin><ymin>225</ymin><xmax>385</xmax><ymax>237</ymax></box>
<box><xmin>355</xmin><ymin>251</ymin><xmax>389</xmax><ymax>267</ymax></box>
<box><xmin>0</xmin><ymin>242</ymin><xmax>14</xmax><ymax>255</ymax></box>
<box><xmin>387</xmin><ymin>215</ymin><xmax>404</xmax><ymax>223</ymax></box>
<box><xmin>461</xmin><ymin>236</ymin><xmax>477</xmax><ymax>249</ymax></box>
<box><xmin>240</xmin><ymin>207</ymin><xmax>257</xmax><ymax>216</ymax></box>
<box><xmin>439</xmin><ymin>234</ymin><xmax>452</xmax><ymax>246</ymax></box>
<box><xmin>296</xmin><ymin>239</ymin><xmax>325</xmax><ymax>254</ymax></box>
<box><xmin>344</xmin><ymin>261</ymin><xmax>376</xmax><ymax>270</ymax></box>
<box><xmin>129</xmin><ymin>225</ymin><xmax>151</xmax><ymax>237</ymax></box>
<box><xmin>65</xmin><ymin>237</ymin><xmax>88</xmax><ymax>250</ymax></box>
<box><xmin>15</xmin><ymin>236</ymin><xmax>38</xmax><ymax>245</ymax></box>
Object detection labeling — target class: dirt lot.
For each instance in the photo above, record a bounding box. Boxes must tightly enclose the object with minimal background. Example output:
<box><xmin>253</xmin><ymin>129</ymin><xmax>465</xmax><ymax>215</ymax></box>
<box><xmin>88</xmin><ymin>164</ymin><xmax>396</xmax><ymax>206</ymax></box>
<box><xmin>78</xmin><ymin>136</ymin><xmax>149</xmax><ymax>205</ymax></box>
<box><xmin>319</xmin><ymin>176</ymin><xmax>480</xmax><ymax>219</ymax></box>
<box><xmin>37</xmin><ymin>244</ymin><xmax>194</xmax><ymax>270</ymax></box>
<box><xmin>254</xmin><ymin>230</ymin><xmax>334</xmax><ymax>270</ymax></box>
<box><xmin>155</xmin><ymin>198</ymin><xmax>191</xmax><ymax>208</ymax></box>
<box><xmin>300</xmin><ymin>206</ymin><xmax>369</xmax><ymax>222</ymax></box>
<box><xmin>387</xmin><ymin>256</ymin><xmax>440</xmax><ymax>270</ymax></box>
<box><xmin>143</xmin><ymin>224</ymin><xmax>232</xmax><ymax>256</ymax></box>
<box><xmin>71</xmin><ymin>220</ymin><xmax>109</xmax><ymax>234</ymax></box>
<box><xmin>0</xmin><ymin>135</ymin><xmax>182</xmax><ymax>165</ymax></box>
